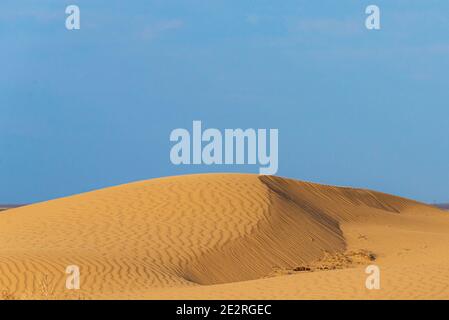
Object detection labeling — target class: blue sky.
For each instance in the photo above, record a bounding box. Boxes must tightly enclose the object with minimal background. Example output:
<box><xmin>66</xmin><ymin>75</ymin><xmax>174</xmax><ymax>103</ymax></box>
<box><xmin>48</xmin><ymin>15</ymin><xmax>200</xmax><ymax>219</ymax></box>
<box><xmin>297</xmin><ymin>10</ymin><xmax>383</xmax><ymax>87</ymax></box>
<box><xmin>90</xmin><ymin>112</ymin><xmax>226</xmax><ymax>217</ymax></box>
<box><xmin>1</xmin><ymin>0</ymin><xmax>449</xmax><ymax>203</ymax></box>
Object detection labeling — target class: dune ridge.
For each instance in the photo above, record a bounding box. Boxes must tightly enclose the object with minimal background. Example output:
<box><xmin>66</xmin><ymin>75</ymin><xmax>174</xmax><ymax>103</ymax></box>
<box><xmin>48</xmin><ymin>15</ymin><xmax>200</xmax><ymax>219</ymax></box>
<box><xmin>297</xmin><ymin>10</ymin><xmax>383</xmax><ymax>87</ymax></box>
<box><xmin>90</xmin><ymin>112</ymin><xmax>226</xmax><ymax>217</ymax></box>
<box><xmin>0</xmin><ymin>174</ymin><xmax>448</xmax><ymax>299</ymax></box>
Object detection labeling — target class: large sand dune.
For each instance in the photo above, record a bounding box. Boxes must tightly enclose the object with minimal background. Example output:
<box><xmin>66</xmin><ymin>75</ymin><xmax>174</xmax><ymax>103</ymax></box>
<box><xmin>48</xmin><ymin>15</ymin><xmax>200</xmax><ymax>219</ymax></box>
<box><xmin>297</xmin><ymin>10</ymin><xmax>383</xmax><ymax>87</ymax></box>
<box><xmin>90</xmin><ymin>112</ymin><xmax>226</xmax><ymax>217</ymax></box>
<box><xmin>0</xmin><ymin>174</ymin><xmax>448</xmax><ymax>299</ymax></box>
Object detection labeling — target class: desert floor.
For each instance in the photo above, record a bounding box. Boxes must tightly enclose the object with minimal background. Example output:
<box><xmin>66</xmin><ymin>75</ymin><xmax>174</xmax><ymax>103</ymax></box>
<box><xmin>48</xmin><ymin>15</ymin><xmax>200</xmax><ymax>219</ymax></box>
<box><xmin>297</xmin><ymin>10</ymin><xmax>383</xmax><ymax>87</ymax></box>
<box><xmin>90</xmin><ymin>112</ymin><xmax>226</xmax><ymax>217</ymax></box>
<box><xmin>0</xmin><ymin>174</ymin><xmax>448</xmax><ymax>300</ymax></box>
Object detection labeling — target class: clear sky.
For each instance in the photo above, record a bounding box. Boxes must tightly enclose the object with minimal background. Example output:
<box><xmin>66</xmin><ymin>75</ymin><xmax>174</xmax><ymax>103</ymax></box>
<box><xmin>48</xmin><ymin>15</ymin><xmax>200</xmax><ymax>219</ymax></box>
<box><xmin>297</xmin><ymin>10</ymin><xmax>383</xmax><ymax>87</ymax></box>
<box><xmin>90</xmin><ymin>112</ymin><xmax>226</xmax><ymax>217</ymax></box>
<box><xmin>1</xmin><ymin>0</ymin><xmax>449</xmax><ymax>204</ymax></box>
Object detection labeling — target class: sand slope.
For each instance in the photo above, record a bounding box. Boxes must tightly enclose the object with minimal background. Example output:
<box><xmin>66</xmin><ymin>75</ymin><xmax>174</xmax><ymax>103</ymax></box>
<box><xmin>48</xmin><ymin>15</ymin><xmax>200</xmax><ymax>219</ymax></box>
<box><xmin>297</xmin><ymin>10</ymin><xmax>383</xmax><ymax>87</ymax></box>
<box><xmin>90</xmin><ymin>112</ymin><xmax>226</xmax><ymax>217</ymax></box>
<box><xmin>0</xmin><ymin>174</ymin><xmax>448</xmax><ymax>299</ymax></box>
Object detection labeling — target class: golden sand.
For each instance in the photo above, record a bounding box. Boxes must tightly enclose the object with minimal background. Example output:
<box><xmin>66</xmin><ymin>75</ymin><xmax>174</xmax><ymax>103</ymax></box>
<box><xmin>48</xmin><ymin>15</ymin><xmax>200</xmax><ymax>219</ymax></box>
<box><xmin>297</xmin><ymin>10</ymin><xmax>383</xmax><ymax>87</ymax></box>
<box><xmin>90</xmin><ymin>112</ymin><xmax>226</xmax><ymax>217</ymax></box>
<box><xmin>0</xmin><ymin>174</ymin><xmax>448</xmax><ymax>299</ymax></box>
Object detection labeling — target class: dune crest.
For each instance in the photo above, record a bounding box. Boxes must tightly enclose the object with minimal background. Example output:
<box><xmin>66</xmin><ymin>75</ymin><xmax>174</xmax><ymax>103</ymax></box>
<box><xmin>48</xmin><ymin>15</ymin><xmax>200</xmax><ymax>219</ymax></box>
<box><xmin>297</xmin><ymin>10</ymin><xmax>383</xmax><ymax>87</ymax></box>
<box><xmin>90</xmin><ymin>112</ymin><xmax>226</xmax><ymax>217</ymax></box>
<box><xmin>0</xmin><ymin>174</ymin><xmax>448</xmax><ymax>299</ymax></box>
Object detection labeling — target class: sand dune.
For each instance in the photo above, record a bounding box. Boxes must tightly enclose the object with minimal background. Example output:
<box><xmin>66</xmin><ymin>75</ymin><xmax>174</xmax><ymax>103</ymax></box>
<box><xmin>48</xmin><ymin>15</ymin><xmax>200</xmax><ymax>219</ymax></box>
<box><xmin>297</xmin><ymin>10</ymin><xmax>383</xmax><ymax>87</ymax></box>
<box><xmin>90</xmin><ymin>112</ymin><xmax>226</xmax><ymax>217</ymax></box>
<box><xmin>0</xmin><ymin>174</ymin><xmax>448</xmax><ymax>299</ymax></box>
